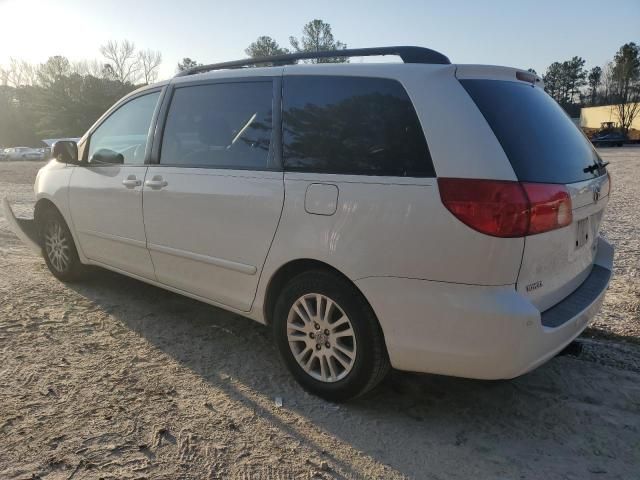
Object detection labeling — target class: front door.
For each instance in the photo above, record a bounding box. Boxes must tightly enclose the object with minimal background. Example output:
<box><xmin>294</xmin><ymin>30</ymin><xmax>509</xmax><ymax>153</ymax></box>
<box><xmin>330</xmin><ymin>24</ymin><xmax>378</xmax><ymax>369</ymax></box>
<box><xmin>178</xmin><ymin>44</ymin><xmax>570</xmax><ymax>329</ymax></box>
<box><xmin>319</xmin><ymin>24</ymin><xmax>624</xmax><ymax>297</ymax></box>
<box><xmin>143</xmin><ymin>79</ymin><xmax>284</xmax><ymax>311</ymax></box>
<box><xmin>69</xmin><ymin>90</ymin><xmax>161</xmax><ymax>279</ymax></box>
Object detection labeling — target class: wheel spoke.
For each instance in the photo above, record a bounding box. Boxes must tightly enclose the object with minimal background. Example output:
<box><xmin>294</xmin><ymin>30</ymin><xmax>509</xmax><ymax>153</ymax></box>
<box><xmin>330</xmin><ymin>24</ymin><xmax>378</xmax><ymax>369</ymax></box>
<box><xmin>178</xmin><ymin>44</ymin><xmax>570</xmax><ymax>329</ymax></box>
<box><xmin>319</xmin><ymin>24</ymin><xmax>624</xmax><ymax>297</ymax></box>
<box><xmin>319</xmin><ymin>355</ymin><xmax>329</xmax><ymax>381</ymax></box>
<box><xmin>300</xmin><ymin>297</ymin><xmax>315</xmax><ymax>323</ymax></box>
<box><xmin>287</xmin><ymin>332</ymin><xmax>307</xmax><ymax>343</ymax></box>
<box><xmin>330</xmin><ymin>351</ymin><xmax>350</xmax><ymax>369</ymax></box>
<box><xmin>333</xmin><ymin>327</ymin><xmax>354</xmax><ymax>339</ymax></box>
<box><xmin>293</xmin><ymin>304</ymin><xmax>311</xmax><ymax>325</ymax></box>
<box><xmin>327</xmin><ymin>355</ymin><xmax>338</xmax><ymax>379</ymax></box>
<box><xmin>330</xmin><ymin>315</ymin><xmax>349</xmax><ymax>331</ymax></box>
<box><xmin>321</xmin><ymin>297</ymin><xmax>334</xmax><ymax>324</ymax></box>
<box><xmin>334</xmin><ymin>343</ymin><xmax>356</xmax><ymax>360</ymax></box>
<box><xmin>288</xmin><ymin>322</ymin><xmax>307</xmax><ymax>334</ymax></box>
<box><xmin>304</xmin><ymin>351</ymin><xmax>316</xmax><ymax>370</ymax></box>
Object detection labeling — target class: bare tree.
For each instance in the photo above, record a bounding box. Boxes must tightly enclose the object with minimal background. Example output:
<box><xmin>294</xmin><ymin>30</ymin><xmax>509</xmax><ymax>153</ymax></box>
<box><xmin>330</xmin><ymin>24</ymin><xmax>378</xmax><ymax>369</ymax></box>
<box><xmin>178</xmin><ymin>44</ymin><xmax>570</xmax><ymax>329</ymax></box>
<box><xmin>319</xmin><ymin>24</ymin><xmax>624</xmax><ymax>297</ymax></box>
<box><xmin>72</xmin><ymin>59</ymin><xmax>108</xmax><ymax>78</ymax></box>
<box><xmin>600</xmin><ymin>62</ymin><xmax>615</xmax><ymax>104</ymax></box>
<box><xmin>0</xmin><ymin>67</ymin><xmax>8</xmax><ymax>86</ymax></box>
<box><xmin>99</xmin><ymin>40</ymin><xmax>140</xmax><ymax>83</ymax></box>
<box><xmin>7</xmin><ymin>58</ymin><xmax>24</xmax><ymax>87</ymax></box>
<box><xmin>610</xmin><ymin>42</ymin><xmax>640</xmax><ymax>134</ymax></box>
<box><xmin>138</xmin><ymin>49</ymin><xmax>162</xmax><ymax>84</ymax></box>
<box><xmin>37</xmin><ymin>56</ymin><xmax>72</xmax><ymax>87</ymax></box>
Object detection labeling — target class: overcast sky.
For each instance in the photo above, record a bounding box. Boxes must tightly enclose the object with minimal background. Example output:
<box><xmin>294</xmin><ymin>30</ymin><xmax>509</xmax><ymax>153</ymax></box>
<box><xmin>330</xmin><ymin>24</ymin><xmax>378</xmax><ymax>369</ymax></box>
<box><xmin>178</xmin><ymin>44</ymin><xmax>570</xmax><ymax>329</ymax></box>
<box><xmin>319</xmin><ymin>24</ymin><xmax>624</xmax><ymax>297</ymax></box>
<box><xmin>1</xmin><ymin>0</ymin><xmax>638</xmax><ymax>80</ymax></box>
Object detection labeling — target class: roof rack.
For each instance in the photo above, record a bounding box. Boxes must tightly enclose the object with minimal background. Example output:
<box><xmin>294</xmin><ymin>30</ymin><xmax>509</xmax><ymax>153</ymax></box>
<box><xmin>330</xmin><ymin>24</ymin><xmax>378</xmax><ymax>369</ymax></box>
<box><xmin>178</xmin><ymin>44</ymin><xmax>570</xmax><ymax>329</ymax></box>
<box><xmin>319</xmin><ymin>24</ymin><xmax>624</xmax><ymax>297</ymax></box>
<box><xmin>174</xmin><ymin>46</ymin><xmax>450</xmax><ymax>77</ymax></box>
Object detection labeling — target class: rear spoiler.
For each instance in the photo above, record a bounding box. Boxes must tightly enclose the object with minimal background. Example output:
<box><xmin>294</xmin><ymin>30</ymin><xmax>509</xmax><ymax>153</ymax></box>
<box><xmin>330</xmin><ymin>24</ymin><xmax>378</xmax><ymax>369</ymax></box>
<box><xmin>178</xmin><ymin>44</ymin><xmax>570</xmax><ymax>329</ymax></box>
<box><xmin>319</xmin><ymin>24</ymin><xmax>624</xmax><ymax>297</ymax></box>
<box><xmin>2</xmin><ymin>198</ymin><xmax>41</xmax><ymax>254</ymax></box>
<box><xmin>455</xmin><ymin>64</ymin><xmax>544</xmax><ymax>88</ymax></box>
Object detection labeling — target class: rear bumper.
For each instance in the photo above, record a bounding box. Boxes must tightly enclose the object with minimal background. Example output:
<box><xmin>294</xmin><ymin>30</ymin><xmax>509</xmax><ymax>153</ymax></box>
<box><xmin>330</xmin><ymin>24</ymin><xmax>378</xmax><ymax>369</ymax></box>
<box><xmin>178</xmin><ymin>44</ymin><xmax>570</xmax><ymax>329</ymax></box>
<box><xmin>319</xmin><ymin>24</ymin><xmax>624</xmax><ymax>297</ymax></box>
<box><xmin>356</xmin><ymin>237</ymin><xmax>614</xmax><ymax>379</ymax></box>
<box><xmin>2</xmin><ymin>198</ymin><xmax>41</xmax><ymax>254</ymax></box>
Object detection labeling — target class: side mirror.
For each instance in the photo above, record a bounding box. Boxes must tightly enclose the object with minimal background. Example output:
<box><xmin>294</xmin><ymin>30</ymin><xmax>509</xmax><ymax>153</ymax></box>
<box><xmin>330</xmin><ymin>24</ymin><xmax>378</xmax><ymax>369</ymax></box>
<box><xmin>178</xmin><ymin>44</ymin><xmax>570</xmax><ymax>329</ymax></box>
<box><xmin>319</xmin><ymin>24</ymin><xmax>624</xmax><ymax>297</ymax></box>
<box><xmin>52</xmin><ymin>141</ymin><xmax>79</xmax><ymax>164</ymax></box>
<box><xmin>91</xmin><ymin>148</ymin><xmax>124</xmax><ymax>165</ymax></box>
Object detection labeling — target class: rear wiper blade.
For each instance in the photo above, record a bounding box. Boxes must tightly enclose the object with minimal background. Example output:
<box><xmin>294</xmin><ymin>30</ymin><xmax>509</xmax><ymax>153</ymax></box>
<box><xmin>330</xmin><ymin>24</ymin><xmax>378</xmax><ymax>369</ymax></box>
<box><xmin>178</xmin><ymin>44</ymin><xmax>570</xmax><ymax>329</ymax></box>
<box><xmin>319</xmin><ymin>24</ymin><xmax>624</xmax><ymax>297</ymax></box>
<box><xmin>583</xmin><ymin>161</ymin><xmax>609</xmax><ymax>173</ymax></box>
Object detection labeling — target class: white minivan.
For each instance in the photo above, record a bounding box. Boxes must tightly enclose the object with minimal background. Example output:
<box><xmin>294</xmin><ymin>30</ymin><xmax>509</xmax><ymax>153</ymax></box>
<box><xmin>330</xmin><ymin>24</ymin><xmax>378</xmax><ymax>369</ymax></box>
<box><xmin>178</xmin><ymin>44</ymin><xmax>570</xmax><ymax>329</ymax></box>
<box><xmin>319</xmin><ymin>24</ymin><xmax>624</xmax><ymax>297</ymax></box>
<box><xmin>4</xmin><ymin>47</ymin><xmax>613</xmax><ymax>401</ymax></box>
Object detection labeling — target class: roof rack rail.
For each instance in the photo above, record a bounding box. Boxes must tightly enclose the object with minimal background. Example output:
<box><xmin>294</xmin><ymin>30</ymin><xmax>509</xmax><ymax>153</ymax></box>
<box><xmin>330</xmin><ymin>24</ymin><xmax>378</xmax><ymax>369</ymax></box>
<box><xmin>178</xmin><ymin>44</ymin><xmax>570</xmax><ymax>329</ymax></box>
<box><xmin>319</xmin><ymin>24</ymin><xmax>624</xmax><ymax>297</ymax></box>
<box><xmin>174</xmin><ymin>46</ymin><xmax>450</xmax><ymax>77</ymax></box>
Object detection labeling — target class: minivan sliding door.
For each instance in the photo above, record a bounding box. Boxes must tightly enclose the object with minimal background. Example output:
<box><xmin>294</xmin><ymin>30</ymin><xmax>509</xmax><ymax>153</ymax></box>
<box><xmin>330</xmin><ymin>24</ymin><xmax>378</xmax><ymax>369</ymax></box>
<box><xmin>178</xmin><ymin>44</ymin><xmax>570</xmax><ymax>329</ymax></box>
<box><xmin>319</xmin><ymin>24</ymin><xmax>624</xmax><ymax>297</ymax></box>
<box><xmin>142</xmin><ymin>78</ymin><xmax>283</xmax><ymax>312</ymax></box>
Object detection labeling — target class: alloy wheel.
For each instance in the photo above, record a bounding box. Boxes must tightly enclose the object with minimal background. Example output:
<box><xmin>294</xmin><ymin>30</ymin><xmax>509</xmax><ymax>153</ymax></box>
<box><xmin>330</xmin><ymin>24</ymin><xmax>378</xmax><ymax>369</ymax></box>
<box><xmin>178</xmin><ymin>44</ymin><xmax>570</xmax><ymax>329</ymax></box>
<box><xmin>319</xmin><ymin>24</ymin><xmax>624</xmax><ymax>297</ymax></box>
<box><xmin>44</xmin><ymin>221</ymin><xmax>70</xmax><ymax>273</ymax></box>
<box><xmin>286</xmin><ymin>293</ymin><xmax>357</xmax><ymax>383</ymax></box>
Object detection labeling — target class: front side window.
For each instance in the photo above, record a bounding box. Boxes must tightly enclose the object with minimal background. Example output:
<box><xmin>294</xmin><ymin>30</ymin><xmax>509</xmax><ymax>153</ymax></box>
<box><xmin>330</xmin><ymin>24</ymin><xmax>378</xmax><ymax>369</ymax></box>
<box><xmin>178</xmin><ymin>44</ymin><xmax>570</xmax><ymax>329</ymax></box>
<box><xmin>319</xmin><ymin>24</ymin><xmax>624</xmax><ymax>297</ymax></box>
<box><xmin>88</xmin><ymin>91</ymin><xmax>160</xmax><ymax>165</ymax></box>
<box><xmin>160</xmin><ymin>81</ymin><xmax>273</xmax><ymax>169</ymax></box>
<box><xmin>283</xmin><ymin>76</ymin><xmax>434</xmax><ymax>177</ymax></box>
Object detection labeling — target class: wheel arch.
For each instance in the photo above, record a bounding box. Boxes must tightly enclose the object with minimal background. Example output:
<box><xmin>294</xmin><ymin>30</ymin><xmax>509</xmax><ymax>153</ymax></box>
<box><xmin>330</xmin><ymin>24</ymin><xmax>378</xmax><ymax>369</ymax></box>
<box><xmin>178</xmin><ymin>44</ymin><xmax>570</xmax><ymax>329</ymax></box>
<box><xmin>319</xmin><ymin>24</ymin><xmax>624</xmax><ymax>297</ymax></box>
<box><xmin>262</xmin><ymin>258</ymin><xmax>381</xmax><ymax>331</ymax></box>
<box><xmin>33</xmin><ymin>197</ymin><xmax>86</xmax><ymax>263</ymax></box>
<box><xmin>34</xmin><ymin>197</ymin><xmax>60</xmax><ymax>225</ymax></box>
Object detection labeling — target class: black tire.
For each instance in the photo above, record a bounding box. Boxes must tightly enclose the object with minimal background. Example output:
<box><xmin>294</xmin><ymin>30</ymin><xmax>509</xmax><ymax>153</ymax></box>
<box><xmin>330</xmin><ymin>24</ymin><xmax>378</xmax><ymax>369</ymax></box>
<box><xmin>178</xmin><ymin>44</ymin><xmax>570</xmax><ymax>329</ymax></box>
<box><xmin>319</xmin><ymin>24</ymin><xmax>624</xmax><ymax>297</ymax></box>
<box><xmin>39</xmin><ymin>207</ymin><xmax>86</xmax><ymax>282</ymax></box>
<box><xmin>273</xmin><ymin>270</ymin><xmax>390</xmax><ymax>402</ymax></box>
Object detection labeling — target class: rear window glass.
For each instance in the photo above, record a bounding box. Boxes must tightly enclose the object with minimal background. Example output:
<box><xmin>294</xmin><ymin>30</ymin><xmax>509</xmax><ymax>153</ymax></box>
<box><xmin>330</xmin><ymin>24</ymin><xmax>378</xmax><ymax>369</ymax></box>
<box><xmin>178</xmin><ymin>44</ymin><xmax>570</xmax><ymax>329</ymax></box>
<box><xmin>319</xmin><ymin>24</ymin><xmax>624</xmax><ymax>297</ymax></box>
<box><xmin>283</xmin><ymin>76</ymin><xmax>434</xmax><ymax>177</ymax></box>
<box><xmin>460</xmin><ymin>79</ymin><xmax>604</xmax><ymax>184</ymax></box>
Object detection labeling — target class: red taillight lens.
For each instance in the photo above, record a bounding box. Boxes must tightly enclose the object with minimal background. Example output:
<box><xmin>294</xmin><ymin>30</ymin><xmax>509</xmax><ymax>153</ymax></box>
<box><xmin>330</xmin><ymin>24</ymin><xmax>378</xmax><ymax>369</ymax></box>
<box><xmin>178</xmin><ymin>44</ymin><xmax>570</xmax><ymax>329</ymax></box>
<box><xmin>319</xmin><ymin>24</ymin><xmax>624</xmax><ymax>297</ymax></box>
<box><xmin>437</xmin><ymin>178</ymin><xmax>529</xmax><ymax>237</ymax></box>
<box><xmin>438</xmin><ymin>178</ymin><xmax>572</xmax><ymax>238</ymax></box>
<box><xmin>521</xmin><ymin>183</ymin><xmax>572</xmax><ymax>234</ymax></box>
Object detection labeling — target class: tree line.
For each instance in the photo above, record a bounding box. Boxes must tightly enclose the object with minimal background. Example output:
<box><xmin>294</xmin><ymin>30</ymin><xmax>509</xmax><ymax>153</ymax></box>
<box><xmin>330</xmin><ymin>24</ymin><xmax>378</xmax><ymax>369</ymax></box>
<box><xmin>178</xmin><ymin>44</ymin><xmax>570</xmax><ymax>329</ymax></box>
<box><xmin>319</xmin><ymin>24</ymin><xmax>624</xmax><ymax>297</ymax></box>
<box><xmin>2</xmin><ymin>20</ymin><xmax>639</xmax><ymax>149</ymax></box>
<box><xmin>534</xmin><ymin>42</ymin><xmax>640</xmax><ymax>132</ymax></box>
<box><xmin>176</xmin><ymin>19</ymin><xmax>347</xmax><ymax>72</ymax></box>
<box><xmin>0</xmin><ymin>40</ymin><xmax>162</xmax><ymax>148</ymax></box>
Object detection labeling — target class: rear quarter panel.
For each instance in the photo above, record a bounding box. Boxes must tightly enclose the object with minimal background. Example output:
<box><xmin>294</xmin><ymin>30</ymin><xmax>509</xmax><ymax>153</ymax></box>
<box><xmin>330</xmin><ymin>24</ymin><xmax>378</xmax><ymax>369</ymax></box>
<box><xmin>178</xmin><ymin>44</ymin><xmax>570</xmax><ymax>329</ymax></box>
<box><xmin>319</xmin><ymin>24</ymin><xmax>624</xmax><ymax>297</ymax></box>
<box><xmin>252</xmin><ymin>64</ymin><xmax>525</xmax><ymax>321</ymax></box>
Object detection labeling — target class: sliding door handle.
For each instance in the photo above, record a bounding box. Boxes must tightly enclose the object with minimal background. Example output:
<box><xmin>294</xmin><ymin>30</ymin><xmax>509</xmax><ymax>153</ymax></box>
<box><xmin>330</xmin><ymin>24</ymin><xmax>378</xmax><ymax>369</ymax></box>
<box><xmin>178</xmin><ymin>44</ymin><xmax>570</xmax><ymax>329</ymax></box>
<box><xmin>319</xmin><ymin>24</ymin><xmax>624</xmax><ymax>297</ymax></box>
<box><xmin>145</xmin><ymin>176</ymin><xmax>168</xmax><ymax>190</ymax></box>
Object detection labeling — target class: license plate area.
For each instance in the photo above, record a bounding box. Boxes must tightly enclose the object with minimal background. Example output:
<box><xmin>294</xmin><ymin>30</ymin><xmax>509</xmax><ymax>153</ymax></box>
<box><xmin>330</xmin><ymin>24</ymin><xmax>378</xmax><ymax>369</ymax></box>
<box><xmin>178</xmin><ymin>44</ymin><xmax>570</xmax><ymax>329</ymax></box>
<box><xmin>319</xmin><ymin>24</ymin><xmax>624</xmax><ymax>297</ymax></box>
<box><xmin>575</xmin><ymin>217</ymin><xmax>590</xmax><ymax>250</ymax></box>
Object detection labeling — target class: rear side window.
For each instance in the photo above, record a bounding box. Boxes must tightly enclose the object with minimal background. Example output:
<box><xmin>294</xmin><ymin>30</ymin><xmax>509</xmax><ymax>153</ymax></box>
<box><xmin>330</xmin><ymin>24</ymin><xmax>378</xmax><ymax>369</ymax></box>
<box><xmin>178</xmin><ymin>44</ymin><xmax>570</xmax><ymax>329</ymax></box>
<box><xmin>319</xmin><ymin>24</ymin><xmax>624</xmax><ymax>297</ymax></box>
<box><xmin>161</xmin><ymin>81</ymin><xmax>273</xmax><ymax>169</ymax></box>
<box><xmin>460</xmin><ymin>79</ymin><xmax>604</xmax><ymax>184</ymax></box>
<box><xmin>283</xmin><ymin>76</ymin><xmax>434</xmax><ymax>177</ymax></box>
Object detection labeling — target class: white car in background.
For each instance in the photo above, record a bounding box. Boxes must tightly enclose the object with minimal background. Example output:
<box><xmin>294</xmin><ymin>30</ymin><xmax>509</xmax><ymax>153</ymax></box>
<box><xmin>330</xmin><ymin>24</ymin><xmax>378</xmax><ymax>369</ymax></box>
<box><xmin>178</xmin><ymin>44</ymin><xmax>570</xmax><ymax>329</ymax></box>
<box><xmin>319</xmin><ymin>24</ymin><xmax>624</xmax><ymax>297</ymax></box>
<box><xmin>3</xmin><ymin>147</ymin><xmax>43</xmax><ymax>161</ymax></box>
<box><xmin>3</xmin><ymin>46</ymin><xmax>614</xmax><ymax>401</ymax></box>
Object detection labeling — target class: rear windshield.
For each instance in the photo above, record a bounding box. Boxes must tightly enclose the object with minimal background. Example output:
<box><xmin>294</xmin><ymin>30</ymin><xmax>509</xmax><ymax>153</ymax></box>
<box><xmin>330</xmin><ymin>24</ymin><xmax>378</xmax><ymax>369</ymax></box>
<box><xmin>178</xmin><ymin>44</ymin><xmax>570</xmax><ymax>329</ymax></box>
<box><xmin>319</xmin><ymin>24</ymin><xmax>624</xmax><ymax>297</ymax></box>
<box><xmin>460</xmin><ymin>79</ymin><xmax>605</xmax><ymax>184</ymax></box>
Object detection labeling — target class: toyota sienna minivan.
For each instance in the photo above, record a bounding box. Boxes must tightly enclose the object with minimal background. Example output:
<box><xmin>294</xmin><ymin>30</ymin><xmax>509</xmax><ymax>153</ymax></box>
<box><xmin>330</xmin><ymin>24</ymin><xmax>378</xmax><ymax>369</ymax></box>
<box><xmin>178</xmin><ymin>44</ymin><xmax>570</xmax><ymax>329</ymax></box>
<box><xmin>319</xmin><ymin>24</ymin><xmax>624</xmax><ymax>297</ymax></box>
<box><xmin>3</xmin><ymin>46</ymin><xmax>613</xmax><ymax>401</ymax></box>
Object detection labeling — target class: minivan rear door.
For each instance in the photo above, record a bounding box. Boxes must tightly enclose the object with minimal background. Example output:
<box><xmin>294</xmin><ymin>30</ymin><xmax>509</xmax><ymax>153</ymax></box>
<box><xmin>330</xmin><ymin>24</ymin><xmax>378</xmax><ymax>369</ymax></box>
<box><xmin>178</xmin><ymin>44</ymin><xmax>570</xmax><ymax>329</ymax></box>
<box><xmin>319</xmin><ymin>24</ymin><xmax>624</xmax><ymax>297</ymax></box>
<box><xmin>142</xmin><ymin>77</ymin><xmax>284</xmax><ymax>312</ymax></box>
<box><xmin>458</xmin><ymin>71</ymin><xmax>610</xmax><ymax>311</ymax></box>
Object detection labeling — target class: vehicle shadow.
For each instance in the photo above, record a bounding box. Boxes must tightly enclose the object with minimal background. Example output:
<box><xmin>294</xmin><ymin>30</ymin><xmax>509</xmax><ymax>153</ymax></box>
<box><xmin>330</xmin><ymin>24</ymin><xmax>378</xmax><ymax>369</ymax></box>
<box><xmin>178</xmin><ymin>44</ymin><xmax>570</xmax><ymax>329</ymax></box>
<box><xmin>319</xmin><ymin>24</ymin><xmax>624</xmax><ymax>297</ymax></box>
<box><xmin>66</xmin><ymin>267</ymin><xmax>638</xmax><ymax>479</ymax></box>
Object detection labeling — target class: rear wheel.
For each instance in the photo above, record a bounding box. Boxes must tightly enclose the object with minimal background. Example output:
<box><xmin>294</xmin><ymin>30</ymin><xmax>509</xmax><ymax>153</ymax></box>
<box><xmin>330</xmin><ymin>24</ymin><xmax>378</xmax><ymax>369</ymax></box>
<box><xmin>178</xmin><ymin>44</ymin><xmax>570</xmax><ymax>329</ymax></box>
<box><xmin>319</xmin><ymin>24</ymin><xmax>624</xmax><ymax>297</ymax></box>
<box><xmin>273</xmin><ymin>270</ymin><xmax>389</xmax><ymax>401</ymax></box>
<box><xmin>39</xmin><ymin>208</ymin><xmax>85</xmax><ymax>282</ymax></box>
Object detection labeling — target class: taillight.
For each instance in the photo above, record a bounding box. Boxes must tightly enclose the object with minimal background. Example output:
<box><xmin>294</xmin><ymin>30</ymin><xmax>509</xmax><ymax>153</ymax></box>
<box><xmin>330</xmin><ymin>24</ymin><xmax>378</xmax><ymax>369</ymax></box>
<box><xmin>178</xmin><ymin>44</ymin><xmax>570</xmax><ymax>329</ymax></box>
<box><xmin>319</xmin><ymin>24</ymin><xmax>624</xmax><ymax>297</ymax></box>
<box><xmin>438</xmin><ymin>178</ymin><xmax>572</xmax><ymax>238</ymax></box>
<box><xmin>521</xmin><ymin>183</ymin><xmax>572</xmax><ymax>234</ymax></box>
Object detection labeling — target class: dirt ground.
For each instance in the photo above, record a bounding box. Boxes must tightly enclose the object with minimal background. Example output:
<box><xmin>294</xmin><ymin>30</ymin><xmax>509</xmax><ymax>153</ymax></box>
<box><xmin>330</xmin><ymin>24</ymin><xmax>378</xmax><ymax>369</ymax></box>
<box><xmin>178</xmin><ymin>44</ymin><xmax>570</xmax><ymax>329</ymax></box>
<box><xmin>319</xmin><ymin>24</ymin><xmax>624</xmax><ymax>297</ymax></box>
<box><xmin>0</xmin><ymin>150</ymin><xmax>639</xmax><ymax>480</ymax></box>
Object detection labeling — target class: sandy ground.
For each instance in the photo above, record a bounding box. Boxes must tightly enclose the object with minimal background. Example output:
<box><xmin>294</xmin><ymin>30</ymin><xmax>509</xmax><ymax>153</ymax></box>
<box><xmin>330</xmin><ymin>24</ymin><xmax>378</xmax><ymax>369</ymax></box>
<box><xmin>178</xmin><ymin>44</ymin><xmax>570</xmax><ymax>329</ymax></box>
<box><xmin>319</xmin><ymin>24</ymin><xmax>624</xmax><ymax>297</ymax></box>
<box><xmin>0</xmin><ymin>150</ymin><xmax>639</xmax><ymax>480</ymax></box>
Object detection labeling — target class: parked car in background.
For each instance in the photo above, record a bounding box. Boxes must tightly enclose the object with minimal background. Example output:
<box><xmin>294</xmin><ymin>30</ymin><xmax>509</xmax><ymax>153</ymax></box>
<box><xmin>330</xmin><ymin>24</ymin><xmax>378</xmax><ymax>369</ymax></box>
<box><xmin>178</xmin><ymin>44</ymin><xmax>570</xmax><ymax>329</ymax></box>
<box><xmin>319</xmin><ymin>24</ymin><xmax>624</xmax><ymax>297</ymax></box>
<box><xmin>2</xmin><ymin>46</ymin><xmax>614</xmax><ymax>401</ymax></box>
<box><xmin>591</xmin><ymin>131</ymin><xmax>627</xmax><ymax>147</ymax></box>
<box><xmin>3</xmin><ymin>147</ymin><xmax>44</xmax><ymax>161</ymax></box>
<box><xmin>590</xmin><ymin>122</ymin><xmax>627</xmax><ymax>147</ymax></box>
<box><xmin>0</xmin><ymin>148</ymin><xmax>8</xmax><ymax>161</ymax></box>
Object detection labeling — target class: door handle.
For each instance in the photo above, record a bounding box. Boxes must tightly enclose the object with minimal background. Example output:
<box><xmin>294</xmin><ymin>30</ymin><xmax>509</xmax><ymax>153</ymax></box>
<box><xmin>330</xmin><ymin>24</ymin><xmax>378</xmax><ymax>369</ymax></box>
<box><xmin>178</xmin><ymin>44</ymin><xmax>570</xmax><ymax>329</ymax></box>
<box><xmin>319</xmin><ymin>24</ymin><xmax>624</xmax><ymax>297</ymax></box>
<box><xmin>122</xmin><ymin>175</ymin><xmax>142</xmax><ymax>189</ymax></box>
<box><xmin>145</xmin><ymin>176</ymin><xmax>168</xmax><ymax>190</ymax></box>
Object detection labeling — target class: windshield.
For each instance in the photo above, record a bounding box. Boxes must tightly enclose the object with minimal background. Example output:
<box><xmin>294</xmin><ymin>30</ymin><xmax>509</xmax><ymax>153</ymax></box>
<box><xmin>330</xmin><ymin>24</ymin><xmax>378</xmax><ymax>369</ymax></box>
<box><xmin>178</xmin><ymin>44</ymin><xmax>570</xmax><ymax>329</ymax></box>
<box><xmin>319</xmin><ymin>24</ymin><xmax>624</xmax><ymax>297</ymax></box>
<box><xmin>460</xmin><ymin>79</ymin><xmax>605</xmax><ymax>184</ymax></box>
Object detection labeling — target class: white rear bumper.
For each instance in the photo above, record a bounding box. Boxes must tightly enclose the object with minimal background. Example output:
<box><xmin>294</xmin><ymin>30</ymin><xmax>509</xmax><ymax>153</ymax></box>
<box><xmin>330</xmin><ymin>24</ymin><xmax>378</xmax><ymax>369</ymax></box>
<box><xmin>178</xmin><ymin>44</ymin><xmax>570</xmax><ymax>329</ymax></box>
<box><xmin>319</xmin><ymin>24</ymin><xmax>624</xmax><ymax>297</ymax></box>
<box><xmin>356</xmin><ymin>237</ymin><xmax>614</xmax><ymax>379</ymax></box>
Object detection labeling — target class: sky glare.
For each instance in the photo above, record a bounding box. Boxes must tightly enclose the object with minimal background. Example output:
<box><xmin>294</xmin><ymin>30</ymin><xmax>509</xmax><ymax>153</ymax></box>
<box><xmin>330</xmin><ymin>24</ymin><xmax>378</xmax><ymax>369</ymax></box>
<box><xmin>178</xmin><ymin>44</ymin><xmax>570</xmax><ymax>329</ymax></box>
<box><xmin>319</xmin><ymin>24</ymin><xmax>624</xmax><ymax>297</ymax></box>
<box><xmin>1</xmin><ymin>0</ymin><xmax>638</xmax><ymax>80</ymax></box>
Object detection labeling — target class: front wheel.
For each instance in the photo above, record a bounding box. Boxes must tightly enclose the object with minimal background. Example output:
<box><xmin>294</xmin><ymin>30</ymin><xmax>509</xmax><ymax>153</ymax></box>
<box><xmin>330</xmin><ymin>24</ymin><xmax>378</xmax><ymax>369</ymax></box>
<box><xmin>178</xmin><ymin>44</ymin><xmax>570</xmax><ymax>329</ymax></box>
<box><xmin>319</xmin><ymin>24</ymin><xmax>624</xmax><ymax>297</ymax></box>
<box><xmin>39</xmin><ymin>208</ymin><xmax>85</xmax><ymax>282</ymax></box>
<box><xmin>273</xmin><ymin>270</ymin><xmax>390</xmax><ymax>402</ymax></box>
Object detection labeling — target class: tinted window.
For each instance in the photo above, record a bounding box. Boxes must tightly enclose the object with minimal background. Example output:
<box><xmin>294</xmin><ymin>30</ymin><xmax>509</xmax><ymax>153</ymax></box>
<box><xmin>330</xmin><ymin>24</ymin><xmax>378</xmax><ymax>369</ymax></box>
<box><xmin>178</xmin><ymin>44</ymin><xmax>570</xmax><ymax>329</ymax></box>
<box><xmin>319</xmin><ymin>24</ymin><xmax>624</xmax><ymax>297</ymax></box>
<box><xmin>460</xmin><ymin>79</ymin><xmax>605</xmax><ymax>184</ymax></box>
<box><xmin>88</xmin><ymin>91</ymin><xmax>160</xmax><ymax>165</ymax></box>
<box><xmin>161</xmin><ymin>82</ymin><xmax>273</xmax><ymax>169</ymax></box>
<box><xmin>283</xmin><ymin>76</ymin><xmax>434</xmax><ymax>176</ymax></box>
